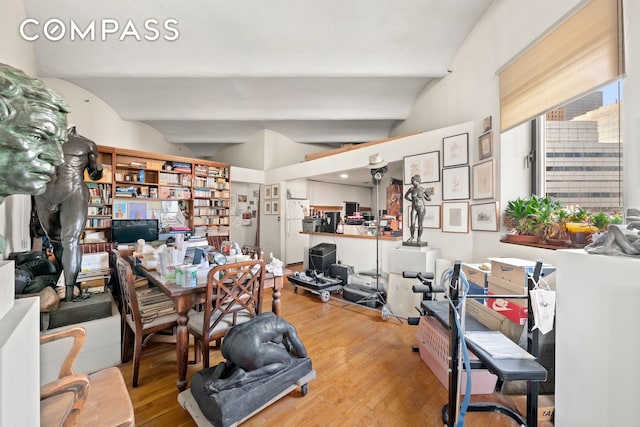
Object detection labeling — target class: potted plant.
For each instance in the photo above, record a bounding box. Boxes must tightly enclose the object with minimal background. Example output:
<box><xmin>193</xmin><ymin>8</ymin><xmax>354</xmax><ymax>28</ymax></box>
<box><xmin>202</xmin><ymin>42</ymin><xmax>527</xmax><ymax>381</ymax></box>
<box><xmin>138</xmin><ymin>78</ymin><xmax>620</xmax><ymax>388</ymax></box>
<box><xmin>565</xmin><ymin>206</ymin><xmax>598</xmax><ymax>246</ymax></box>
<box><xmin>587</xmin><ymin>211</ymin><xmax>624</xmax><ymax>243</ymax></box>
<box><xmin>545</xmin><ymin>207</ymin><xmax>570</xmax><ymax>245</ymax></box>
<box><xmin>503</xmin><ymin>195</ymin><xmax>547</xmax><ymax>243</ymax></box>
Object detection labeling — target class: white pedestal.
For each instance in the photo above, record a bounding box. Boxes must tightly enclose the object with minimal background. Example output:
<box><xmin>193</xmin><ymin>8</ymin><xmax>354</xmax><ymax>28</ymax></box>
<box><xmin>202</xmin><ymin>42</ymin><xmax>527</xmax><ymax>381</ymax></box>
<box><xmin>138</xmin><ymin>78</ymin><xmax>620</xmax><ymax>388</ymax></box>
<box><xmin>387</xmin><ymin>246</ymin><xmax>439</xmax><ymax>317</ymax></box>
<box><xmin>0</xmin><ymin>262</ymin><xmax>40</xmax><ymax>427</ymax></box>
<box><xmin>40</xmin><ymin>298</ymin><xmax>121</xmax><ymax>385</ymax></box>
<box><xmin>556</xmin><ymin>249</ymin><xmax>640</xmax><ymax>427</ymax></box>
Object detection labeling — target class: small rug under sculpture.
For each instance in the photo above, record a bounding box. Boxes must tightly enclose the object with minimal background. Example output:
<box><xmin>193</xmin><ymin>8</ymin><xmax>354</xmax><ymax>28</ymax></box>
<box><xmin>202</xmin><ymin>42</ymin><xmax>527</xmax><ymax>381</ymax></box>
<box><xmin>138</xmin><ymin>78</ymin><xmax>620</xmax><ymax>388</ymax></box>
<box><xmin>191</xmin><ymin>357</ymin><xmax>313</xmax><ymax>427</ymax></box>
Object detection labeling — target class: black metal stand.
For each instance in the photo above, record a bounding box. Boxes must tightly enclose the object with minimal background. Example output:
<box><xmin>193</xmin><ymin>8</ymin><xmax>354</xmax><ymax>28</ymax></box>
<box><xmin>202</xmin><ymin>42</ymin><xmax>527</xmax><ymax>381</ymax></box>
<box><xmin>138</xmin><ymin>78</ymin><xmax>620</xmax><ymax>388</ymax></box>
<box><xmin>442</xmin><ymin>260</ymin><xmax>545</xmax><ymax>427</ymax></box>
<box><xmin>369</xmin><ymin>167</ymin><xmax>388</xmax><ymax>309</ymax></box>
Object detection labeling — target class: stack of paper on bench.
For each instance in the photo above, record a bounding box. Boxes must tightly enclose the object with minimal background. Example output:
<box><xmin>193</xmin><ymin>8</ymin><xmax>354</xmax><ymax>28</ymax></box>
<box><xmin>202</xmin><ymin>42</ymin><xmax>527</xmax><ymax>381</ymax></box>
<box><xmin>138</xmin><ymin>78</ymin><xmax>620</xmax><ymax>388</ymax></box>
<box><xmin>465</xmin><ymin>331</ymin><xmax>535</xmax><ymax>360</ymax></box>
<box><xmin>137</xmin><ymin>288</ymin><xmax>176</xmax><ymax>324</ymax></box>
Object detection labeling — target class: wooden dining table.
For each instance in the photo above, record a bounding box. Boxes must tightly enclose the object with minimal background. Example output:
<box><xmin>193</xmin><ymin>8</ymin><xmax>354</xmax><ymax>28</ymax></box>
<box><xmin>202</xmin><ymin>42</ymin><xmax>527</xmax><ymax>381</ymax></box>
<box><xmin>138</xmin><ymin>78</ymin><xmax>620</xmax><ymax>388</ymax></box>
<box><xmin>132</xmin><ymin>260</ymin><xmax>290</xmax><ymax>391</ymax></box>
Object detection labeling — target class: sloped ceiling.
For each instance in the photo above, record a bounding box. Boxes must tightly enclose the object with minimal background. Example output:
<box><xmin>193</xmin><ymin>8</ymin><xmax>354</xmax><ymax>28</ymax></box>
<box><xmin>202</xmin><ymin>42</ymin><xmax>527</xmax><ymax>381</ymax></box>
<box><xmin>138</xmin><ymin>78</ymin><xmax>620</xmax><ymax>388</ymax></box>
<box><xmin>23</xmin><ymin>0</ymin><xmax>492</xmax><ymax>157</ymax></box>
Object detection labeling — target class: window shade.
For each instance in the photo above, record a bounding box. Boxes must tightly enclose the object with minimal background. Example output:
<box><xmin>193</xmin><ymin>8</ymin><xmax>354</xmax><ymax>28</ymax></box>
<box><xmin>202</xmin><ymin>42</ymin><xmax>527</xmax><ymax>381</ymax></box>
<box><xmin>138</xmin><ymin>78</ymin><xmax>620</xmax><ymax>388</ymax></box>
<box><xmin>499</xmin><ymin>0</ymin><xmax>624</xmax><ymax>132</ymax></box>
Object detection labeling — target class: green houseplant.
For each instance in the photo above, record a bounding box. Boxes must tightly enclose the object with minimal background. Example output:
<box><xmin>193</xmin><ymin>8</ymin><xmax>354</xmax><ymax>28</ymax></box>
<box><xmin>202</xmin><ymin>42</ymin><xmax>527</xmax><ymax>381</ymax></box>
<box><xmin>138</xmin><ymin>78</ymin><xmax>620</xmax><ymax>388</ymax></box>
<box><xmin>564</xmin><ymin>207</ymin><xmax>623</xmax><ymax>246</ymax></box>
<box><xmin>545</xmin><ymin>206</ymin><xmax>572</xmax><ymax>245</ymax></box>
<box><xmin>503</xmin><ymin>195</ymin><xmax>549</xmax><ymax>243</ymax></box>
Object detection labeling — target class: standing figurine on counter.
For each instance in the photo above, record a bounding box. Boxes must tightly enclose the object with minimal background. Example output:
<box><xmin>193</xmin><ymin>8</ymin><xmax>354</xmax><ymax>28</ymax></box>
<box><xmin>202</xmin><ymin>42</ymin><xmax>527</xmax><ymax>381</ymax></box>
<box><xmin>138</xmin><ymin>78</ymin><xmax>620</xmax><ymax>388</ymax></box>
<box><xmin>404</xmin><ymin>174</ymin><xmax>433</xmax><ymax>244</ymax></box>
<box><xmin>34</xmin><ymin>127</ymin><xmax>103</xmax><ymax>301</ymax></box>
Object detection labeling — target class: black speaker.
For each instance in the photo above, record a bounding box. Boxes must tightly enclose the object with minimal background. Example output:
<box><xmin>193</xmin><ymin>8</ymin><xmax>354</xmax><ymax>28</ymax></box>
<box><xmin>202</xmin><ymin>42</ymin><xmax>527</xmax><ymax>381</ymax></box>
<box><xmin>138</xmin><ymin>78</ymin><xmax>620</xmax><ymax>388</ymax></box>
<box><xmin>308</xmin><ymin>243</ymin><xmax>336</xmax><ymax>276</ymax></box>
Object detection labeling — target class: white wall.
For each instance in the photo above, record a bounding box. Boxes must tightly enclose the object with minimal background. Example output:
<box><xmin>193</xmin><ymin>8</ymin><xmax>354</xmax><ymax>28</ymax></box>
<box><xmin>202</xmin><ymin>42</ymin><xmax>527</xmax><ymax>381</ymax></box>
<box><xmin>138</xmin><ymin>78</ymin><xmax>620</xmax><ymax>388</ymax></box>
<box><xmin>307</xmin><ymin>181</ymin><xmax>372</xmax><ymax>210</ymax></box>
<box><xmin>214</xmin><ymin>129</ymin><xmax>330</xmax><ymax>171</ymax></box>
<box><xmin>264</xmin><ymin>130</ymin><xmax>328</xmax><ymax>170</ymax></box>
<box><xmin>388</xmin><ymin>0</ymin><xmax>590</xmax><ymax>266</ymax></box>
<box><xmin>228</xmin><ymin>181</ymin><xmax>259</xmax><ymax>247</ymax></box>
<box><xmin>214</xmin><ymin>130</ymin><xmax>267</xmax><ymax>170</ymax></box>
<box><xmin>0</xmin><ymin>0</ymin><xmax>36</xmax><ymax>74</ymax></box>
<box><xmin>623</xmin><ymin>0</ymin><xmax>640</xmax><ymax>208</ymax></box>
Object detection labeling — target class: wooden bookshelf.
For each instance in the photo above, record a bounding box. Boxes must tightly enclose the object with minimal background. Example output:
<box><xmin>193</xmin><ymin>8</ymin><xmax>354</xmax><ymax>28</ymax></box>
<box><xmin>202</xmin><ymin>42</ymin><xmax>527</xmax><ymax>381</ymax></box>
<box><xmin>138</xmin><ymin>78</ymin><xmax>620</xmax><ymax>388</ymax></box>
<box><xmin>82</xmin><ymin>146</ymin><xmax>231</xmax><ymax>243</ymax></box>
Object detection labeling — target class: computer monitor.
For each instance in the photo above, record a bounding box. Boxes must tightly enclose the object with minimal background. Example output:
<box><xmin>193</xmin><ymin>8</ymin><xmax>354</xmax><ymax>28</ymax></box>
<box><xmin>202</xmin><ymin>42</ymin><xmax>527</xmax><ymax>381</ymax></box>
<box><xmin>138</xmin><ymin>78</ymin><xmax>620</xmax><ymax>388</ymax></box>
<box><xmin>111</xmin><ymin>219</ymin><xmax>159</xmax><ymax>244</ymax></box>
<box><xmin>345</xmin><ymin>202</ymin><xmax>359</xmax><ymax>216</ymax></box>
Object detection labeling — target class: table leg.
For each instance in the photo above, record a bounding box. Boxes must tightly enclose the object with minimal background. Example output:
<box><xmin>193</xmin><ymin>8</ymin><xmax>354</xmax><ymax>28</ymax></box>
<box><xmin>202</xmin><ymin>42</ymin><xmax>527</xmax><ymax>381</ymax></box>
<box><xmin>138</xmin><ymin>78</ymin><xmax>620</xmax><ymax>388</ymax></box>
<box><xmin>271</xmin><ymin>276</ymin><xmax>283</xmax><ymax>316</ymax></box>
<box><xmin>175</xmin><ymin>295</ymin><xmax>192</xmax><ymax>392</ymax></box>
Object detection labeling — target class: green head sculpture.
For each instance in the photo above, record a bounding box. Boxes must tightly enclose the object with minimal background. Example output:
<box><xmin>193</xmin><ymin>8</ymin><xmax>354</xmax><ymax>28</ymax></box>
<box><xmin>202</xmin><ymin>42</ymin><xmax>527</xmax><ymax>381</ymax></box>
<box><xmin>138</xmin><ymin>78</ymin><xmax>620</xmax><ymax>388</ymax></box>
<box><xmin>0</xmin><ymin>63</ymin><xmax>70</xmax><ymax>252</ymax></box>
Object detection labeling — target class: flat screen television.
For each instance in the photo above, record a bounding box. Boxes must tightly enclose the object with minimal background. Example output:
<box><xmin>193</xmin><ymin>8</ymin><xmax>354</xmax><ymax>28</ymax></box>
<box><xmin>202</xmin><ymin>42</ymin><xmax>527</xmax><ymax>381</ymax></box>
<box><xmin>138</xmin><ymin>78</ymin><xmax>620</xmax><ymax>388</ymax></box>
<box><xmin>111</xmin><ymin>219</ymin><xmax>159</xmax><ymax>244</ymax></box>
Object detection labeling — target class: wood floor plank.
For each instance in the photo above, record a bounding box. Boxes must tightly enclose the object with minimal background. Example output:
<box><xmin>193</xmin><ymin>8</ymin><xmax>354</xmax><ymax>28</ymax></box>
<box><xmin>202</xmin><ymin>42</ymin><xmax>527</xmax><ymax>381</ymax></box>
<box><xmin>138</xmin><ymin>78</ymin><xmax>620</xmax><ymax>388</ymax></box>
<box><xmin>119</xmin><ymin>272</ymin><xmax>550</xmax><ymax>426</ymax></box>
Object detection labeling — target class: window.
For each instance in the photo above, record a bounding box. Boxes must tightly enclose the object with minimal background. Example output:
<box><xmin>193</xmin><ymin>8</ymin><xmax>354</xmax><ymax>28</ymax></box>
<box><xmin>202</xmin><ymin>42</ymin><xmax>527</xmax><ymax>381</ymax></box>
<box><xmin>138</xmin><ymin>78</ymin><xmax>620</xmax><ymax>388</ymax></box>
<box><xmin>536</xmin><ymin>80</ymin><xmax>623</xmax><ymax>213</ymax></box>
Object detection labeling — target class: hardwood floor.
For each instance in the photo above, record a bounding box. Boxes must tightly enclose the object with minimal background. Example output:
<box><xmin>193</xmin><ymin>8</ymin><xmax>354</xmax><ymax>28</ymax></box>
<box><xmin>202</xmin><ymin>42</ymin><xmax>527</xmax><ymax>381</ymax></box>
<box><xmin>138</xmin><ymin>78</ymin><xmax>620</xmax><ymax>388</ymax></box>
<box><xmin>119</xmin><ymin>272</ymin><xmax>550</xmax><ymax>426</ymax></box>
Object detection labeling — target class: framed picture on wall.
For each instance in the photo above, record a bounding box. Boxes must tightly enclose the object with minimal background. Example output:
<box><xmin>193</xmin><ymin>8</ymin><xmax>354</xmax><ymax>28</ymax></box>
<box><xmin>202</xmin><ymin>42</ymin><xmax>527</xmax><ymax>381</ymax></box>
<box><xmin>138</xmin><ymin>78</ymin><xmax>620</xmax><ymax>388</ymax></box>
<box><xmin>114</xmin><ymin>202</ymin><xmax>127</xmax><ymax>219</ymax></box>
<box><xmin>442</xmin><ymin>202</ymin><xmax>469</xmax><ymax>233</ymax></box>
<box><xmin>478</xmin><ymin>131</ymin><xmax>493</xmax><ymax>160</ymax></box>
<box><xmin>471</xmin><ymin>202</ymin><xmax>499</xmax><ymax>231</ymax></box>
<box><xmin>442</xmin><ymin>165</ymin><xmax>470</xmax><ymax>200</ymax></box>
<box><xmin>271</xmin><ymin>183</ymin><xmax>280</xmax><ymax>199</ymax></box>
<box><xmin>265</xmin><ymin>185</ymin><xmax>272</xmax><ymax>199</ymax></box>
<box><xmin>442</xmin><ymin>133</ymin><xmax>469</xmax><ymax>167</ymax></box>
<box><xmin>422</xmin><ymin>205</ymin><xmax>441</xmax><ymax>229</ymax></box>
<box><xmin>403</xmin><ymin>151</ymin><xmax>440</xmax><ymax>184</ymax></box>
<box><xmin>482</xmin><ymin>116</ymin><xmax>492</xmax><ymax>132</ymax></box>
<box><xmin>264</xmin><ymin>200</ymin><xmax>272</xmax><ymax>215</ymax></box>
<box><xmin>472</xmin><ymin>159</ymin><xmax>495</xmax><ymax>200</ymax></box>
<box><xmin>272</xmin><ymin>200</ymin><xmax>280</xmax><ymax>215</ymax></box>
<box><xmin>128</xmin><ymin>202</ymin><xmax>147</xmax><ymax>219</ymax></box>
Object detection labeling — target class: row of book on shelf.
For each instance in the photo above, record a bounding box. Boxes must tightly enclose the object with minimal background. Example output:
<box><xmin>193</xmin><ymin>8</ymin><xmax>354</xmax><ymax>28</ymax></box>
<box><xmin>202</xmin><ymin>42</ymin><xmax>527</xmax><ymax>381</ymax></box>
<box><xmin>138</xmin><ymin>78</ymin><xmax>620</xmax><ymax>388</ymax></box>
<box><xmin>86</xmin><ymin>182</ymin><xmax>112</xmax><ymax>204</ymax></box>
<box><xmin>194</xmin><ymin>225</ymin><xmax>229</xmax><ymax>236</ymax></box>
<box><xmin>114</xmin><ymin>186</ymin><xmax>192</xmax><ymax>199</ymax></box>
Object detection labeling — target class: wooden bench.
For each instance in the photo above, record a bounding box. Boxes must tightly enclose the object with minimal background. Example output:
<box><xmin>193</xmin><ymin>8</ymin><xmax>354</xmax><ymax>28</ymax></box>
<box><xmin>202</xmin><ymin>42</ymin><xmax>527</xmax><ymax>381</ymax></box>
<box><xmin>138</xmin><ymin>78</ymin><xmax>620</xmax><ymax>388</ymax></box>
<box><xmin>40</xmin><ymin>326</ymin><xmax>134</xmax><ymax>427</ymax></box>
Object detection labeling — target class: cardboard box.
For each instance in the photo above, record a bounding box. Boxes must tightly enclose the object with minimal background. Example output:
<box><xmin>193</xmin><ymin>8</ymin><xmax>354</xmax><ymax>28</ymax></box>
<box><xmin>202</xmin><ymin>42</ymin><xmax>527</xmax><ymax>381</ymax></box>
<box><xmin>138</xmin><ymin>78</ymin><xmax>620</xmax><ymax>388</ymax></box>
<box><xmin>146</xmin><ymin>160</ymin><xmax>164</xmax><ymax>170</ymax></box>
<box><xmin>80</xmin><ymin>278</ymin><xmax>106</xmax><ymax>289</ymax></box>
<box><xmin>510</xmin><ymin>394</ymin><xmax>555</xmax><ymax>422</ymax></box>
<box><xmin>462</xmin><ymin>263</ymin><xmax>489</xmax><ymax>304</ymax></box>
<box><xmin>488</xmin><ymin>276</ymin><xmax>527</xmax><ymax>307</ymax></box>
<box><xmin>461</xmin><ymin>263</ymin><xmax>489</xmax><ymax>287</ymax></box>
<box><xmin>489</xmin><ymin>258</ymin><xmax>555</xmax><ymax>286</ymax></box>
<box><xmin>466</xmin><ymin>299</ymin><xmax>524</xmax><ymax>343</ymax></box>
<box><xmin>415</xmin><ymin>316</ymin><xmax>498</xmax><ymax>395</ymax></box>
<box><xmin>487</xmin><ymin>291</ymin><xmax>528</xmax><ymax>325</ymax></box>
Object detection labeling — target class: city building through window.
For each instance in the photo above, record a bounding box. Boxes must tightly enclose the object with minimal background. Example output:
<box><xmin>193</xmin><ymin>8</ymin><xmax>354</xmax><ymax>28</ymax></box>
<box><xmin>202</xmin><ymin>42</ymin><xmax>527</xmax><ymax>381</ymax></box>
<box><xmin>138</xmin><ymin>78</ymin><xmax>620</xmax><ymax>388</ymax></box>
<box><xmin>537</xmin><ymin>80</ymin><xmax>623</xmax><ymax>214</ymax></box>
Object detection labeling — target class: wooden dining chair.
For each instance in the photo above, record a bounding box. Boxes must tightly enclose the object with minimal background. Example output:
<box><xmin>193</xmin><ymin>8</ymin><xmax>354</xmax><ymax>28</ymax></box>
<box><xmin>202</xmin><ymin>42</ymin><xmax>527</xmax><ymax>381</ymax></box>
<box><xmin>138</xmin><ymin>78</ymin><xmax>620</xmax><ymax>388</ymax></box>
<box><xmin>110</xmin><ymin>248</ymin><xmax>151</xmax><ymax>361</ymax></box>
<box><xmin>40</xmin><ymin>326</ymin><xmax>135</xmax><ymax>427</ymax></box>
<box><xmin>188</xmin><ymin>259</ymin><xmax>265</xmax><ymax>368</ymax></box>
<box><xmin>115</xmin><ymin>251</ymin><xmax>179</xmax><ymax>387</ymax></box>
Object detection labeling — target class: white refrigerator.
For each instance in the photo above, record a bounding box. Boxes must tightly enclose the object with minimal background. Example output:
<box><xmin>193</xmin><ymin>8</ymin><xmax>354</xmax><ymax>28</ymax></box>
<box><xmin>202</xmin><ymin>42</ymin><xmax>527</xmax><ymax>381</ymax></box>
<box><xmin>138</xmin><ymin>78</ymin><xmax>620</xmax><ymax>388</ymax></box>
<box><xmin>284</xmin><ymin>199</ymin><xmax>310</xmax><ymax>265</ymax></box>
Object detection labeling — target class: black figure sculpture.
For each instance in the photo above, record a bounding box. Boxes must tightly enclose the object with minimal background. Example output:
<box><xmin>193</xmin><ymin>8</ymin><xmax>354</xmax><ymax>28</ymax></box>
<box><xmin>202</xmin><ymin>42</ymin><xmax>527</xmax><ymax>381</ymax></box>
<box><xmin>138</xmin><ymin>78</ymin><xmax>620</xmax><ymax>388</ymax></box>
<box><xmin>0</xmin><ymin>63</ymin><xmax>69</xmax><ymax>253</ymax></box>
<box><xmin>404</xmin><ymin>174</ymin><xmax>432</xmax><ymax>244</ymax></box>
<box><xmin>205</xmin><ymin>312</ymin><xmax>308</xmax><ymax>393</ymax></box>
<box><xmin>190</xmin><ymin>312</ymin><xmax>314</xmax><ymax>426</ymax></box>
<box><xmin>34</xmin><ymin>128</ymin><xmax>103</xmax><ymax>301</ymax></box>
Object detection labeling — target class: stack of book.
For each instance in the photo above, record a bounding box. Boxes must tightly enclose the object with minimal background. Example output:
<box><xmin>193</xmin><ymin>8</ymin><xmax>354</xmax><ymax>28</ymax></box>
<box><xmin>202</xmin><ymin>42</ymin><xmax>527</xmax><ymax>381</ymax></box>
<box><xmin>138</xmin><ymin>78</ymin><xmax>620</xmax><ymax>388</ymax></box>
<box><xmin>137</xmin><ymin>288</ymin><xmax>176</xmax><ymax>324</ymax></box>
